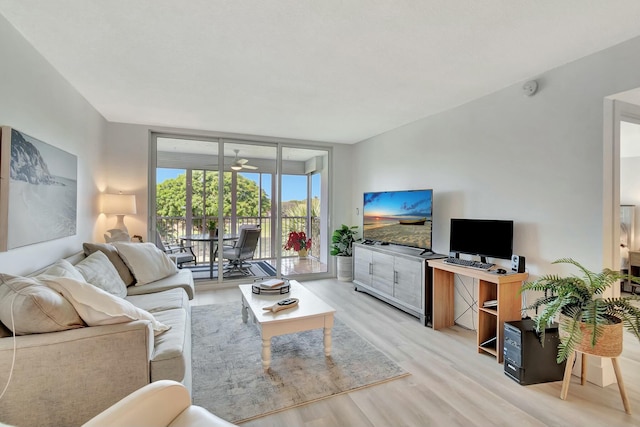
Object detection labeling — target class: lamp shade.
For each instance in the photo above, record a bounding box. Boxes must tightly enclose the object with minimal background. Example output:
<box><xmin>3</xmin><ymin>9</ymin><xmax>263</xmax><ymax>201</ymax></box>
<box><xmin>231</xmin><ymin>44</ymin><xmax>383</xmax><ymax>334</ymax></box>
<box><xmin>102</xmin><ymin>193</ymin><xmax>137</xmax><ymax>215</ymax></box>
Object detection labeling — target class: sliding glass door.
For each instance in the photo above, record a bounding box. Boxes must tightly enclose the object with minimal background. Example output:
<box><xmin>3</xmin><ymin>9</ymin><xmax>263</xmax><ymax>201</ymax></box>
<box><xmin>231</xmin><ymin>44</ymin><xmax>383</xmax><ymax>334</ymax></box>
<box><xmin>280</xmin><ymin>146</ymin><xmax>328</xmax><ymax>276</ymax></box>
<box><xmin>152</xmin><ymin>135</ymin><xmax>329</xmax><ymax>284</ymax></box>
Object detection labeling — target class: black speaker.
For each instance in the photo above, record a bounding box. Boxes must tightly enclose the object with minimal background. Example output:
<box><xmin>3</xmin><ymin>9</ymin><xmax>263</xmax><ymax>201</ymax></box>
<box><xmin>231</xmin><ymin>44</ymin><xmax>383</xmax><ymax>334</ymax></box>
<box><xmin>511</xmin><ymin>254</ymin><xmax>525</xmax><ymax>273</ymax></box>
<box><xmin>504</xmin><ymin>319</ymin><xmax>566</xmax><ymax>385</ymax></box>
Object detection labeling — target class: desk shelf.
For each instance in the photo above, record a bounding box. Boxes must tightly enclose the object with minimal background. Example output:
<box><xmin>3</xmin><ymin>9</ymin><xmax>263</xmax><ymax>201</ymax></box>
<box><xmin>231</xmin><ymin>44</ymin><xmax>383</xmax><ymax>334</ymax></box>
<box><xmin>427</xmin><ymin>259</ymin><xmax>528</xmax><ymax>363</ymax></box>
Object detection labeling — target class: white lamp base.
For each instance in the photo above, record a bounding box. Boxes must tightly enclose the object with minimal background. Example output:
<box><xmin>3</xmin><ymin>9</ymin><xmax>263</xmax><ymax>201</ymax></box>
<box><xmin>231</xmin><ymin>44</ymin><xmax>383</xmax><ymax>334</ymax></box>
<box><xmin>113</xmin><ymin>214</ymin><xmax>129</xmax><ymax>234</ymax></box>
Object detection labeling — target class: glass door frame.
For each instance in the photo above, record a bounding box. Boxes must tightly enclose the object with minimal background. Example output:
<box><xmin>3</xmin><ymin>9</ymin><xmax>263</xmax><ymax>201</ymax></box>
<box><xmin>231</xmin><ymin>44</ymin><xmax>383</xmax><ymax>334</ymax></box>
<box><xmin>149</xmin><ymin>132</ymin><xmax>333</xmax><ymax>285</ymax></box>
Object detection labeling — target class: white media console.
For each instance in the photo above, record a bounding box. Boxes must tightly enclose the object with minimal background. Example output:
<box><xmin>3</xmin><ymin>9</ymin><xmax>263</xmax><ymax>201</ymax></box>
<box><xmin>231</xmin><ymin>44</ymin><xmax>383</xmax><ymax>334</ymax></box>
<box><xmin>352</xmin><ymin>242</ymin><xmax>444</xmax><ymax>325</ymax></box>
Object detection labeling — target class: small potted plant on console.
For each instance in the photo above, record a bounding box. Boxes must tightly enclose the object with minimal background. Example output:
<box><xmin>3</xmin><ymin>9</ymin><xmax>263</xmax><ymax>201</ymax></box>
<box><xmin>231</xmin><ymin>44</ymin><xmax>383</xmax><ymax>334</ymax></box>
<box><xmin>330</xmin><ymin>224</ymin><xmax>359</xmax><ymax>281</ymax></box>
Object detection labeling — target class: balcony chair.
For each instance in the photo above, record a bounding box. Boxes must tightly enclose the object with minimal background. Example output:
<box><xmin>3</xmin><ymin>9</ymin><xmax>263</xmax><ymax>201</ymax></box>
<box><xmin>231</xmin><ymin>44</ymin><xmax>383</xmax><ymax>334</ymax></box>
<box><xmin>156</xmin><ymin>231</ymin><xmax>197</xmax><ymax>268</ymax></box>
<box><xmin>222</xmin><ymin>226</ymin><xmax>261</xmax><ymax>276</ymax></box>
<box><xmin>82</xmin><ymin>380</ymin><xmax>238</xmax><ymax>427</ymax></box>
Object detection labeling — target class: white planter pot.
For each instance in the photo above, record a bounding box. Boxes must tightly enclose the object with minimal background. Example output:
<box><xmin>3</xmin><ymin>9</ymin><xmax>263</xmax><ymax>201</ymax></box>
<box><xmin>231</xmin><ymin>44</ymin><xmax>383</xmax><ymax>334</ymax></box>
<box><xmin>336</xmin><ymin>255</ymin><xmax>353</xmax><ymax>282</ymax></box>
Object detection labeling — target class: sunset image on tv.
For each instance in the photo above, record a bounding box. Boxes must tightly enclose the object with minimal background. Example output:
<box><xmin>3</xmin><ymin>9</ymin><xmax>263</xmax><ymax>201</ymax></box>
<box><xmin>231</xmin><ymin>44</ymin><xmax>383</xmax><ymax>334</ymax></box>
<box><xmin>363</xmin><ymin>189</ymin><xmax>433</xmax><ymax>249</ymax></box>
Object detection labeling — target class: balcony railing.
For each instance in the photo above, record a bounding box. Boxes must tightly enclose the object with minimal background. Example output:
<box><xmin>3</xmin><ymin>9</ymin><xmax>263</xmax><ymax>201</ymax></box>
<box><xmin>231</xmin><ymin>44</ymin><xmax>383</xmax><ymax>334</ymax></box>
<box><xmin>157</xmin><ymin>216</ymin><xmax>321</xmax><ymax>265</ymax></box>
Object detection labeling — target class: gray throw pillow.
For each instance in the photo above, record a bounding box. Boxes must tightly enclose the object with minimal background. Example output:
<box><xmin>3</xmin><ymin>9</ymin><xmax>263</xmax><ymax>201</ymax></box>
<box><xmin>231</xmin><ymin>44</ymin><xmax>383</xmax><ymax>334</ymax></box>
<box><xmin>75</xmin><ymin>251</ymin><xmax>128</xmax><ymax>298</ymax></box>
<box><xmin>83</xmin><ymin>242</ymin><xmax>135</xmax><ymax>286</ymax></box>
<box><xmin>112</xmin><ymin>242</ymin><xmax>179</xmax><ymax>286</ymax></box>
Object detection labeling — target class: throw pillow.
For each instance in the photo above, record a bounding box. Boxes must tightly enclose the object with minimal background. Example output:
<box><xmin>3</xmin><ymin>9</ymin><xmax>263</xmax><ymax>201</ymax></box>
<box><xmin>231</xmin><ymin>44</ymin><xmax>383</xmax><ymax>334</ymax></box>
<box><xmin>0</xmin><ymin>274</ymin><xmax>84</xmax><ymax>335</ymax></box>
<box><xmin>112</xmin><ymin>242</ymin><xmax>179</xmax><ymax>286</ymax></box>
<box><xmin>74</xmin><ymin>251</ymin><xmax>128</xmax><ymax>298</ymax></box>
<box><xmin>41</xmin><ymin>276</ymin><xmax>170</xmax><ymax>336</ymax></box>
<box><xmin>40</xmin><ymin>259</ymin><xmax>86</xmax><ymax>282</ymax></box>
<box><xmin>83</xmin><ymin>242</ymin><xmax>135</xmax><ymax>286</ymax></box>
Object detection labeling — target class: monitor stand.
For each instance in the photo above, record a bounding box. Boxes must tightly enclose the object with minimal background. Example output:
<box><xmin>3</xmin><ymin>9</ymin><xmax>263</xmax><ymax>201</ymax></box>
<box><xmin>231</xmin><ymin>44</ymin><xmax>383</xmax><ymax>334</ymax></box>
<box><xmin>480</xmin><ymin>256</ymin><xmax>488</xmax><ymax>263</ymax></box>
<box><xmin>420</xmin><ymin>249</ymin><xmax>434</xmax><ymax>256</ymax></box>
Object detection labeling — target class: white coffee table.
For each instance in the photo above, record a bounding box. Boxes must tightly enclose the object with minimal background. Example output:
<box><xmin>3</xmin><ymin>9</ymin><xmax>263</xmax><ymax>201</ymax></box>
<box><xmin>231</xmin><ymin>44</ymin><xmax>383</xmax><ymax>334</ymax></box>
<box><xmin>239</xmin><ymin>280</ymin><xmax>336</xmax><ymax>371</ymax></box>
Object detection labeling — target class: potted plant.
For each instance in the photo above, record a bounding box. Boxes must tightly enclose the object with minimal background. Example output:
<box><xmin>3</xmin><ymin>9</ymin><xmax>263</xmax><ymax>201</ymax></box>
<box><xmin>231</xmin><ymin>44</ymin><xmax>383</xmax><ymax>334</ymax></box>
<box><xmin>207</xmin><ymin>219</ymin><xmax>218</xmax><ymax>236</ymax></box>
<box><xmin>522</xmin><ymin>258</ymin><xmax>640</xmax><ymax>363</ymax></box>
<box><xmin>330</xmin><ymin>224</ymin><xmax>359</xmax><ymax>281</ymax></box>
<box><xmin>284</xmin><ymin>230</ymin><xmax>312</xmax><ymax>257</ymax></box>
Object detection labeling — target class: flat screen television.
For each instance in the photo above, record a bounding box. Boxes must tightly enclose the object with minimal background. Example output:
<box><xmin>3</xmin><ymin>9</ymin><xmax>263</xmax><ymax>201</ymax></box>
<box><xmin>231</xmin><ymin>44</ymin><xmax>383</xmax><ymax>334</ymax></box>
<box><xmin>449</xmin><ymin>218</ymin><xmax>513</xmax><ymax>261</ymax></box>
<box><xmin>363</xmin><ymin>189</ymin><xmax>433</xmax><ymax>250</ymax></box>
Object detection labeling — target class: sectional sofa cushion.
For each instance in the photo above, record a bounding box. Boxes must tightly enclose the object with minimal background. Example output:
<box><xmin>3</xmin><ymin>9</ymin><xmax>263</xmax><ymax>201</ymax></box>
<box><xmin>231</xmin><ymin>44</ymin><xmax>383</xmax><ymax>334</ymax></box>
<box><xmin>83</xmin><ymin>242</ymin><xmax>136</xmax><ymax>286</ymax></box>
<box><xmin>0</xmin><ymin>274</ymin><xmax>84</xmax><ymax>335</ymax></box>
<box><xmin>42</xmin><ymin>276</ymin><xmax>170</xmax><ymax>336</ymax></box>
<box><xmin>126</xmin><ymin>269</ymin><xmax>194</xmax><ymax>300</ymax></box>
<box><xmin>75</xmin><ymin>251</ymin><xmax>128</xmax><ymax>298</ymax></box>
<box><xmin>113</xmin><ymin>242</ymin><xmax>179</xmax><ymax>286</ymax></box>
<box><xmin>149</xmin><ymin>308</ymin><xmax>189</xmax><ymax>383</ymax></box>
<box><xmin>126</xmin><ymin>288</ymin><xmax>189</xmax><ymax>314</ymax></box>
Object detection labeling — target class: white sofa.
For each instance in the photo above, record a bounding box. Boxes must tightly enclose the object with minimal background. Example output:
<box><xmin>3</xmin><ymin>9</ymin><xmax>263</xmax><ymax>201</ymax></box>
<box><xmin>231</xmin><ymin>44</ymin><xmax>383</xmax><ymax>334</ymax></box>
<box><xmin>82</xmin><ymin>380</ymin><xmax>238</xmax><ymax>427</ymax></box>
<box><xmin>0</xmin><ymin>242</ymin><xmax>195</xmax><ymax>427</ymax></box>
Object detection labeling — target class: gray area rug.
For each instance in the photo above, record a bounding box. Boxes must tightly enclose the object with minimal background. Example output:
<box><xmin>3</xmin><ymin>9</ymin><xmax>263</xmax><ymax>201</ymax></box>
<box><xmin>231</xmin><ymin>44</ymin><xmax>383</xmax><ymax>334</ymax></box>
<box><xmin>191</xmin><ymin>303</ymin><xmax>410</xmax><ymax>423</ymax></box>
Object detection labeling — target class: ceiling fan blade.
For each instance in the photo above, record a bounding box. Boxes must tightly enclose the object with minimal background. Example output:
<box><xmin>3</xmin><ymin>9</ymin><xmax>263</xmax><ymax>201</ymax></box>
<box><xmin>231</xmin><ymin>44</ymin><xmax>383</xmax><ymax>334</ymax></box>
<box><xmin>242</xmin><ymin>164</ymin><xmax>258</xmax><ymax>170</ymax></box>
<box><xmin>238</xmin><ymin>158</ymin><xmax>249</xmax><ymax>165</ymax></box>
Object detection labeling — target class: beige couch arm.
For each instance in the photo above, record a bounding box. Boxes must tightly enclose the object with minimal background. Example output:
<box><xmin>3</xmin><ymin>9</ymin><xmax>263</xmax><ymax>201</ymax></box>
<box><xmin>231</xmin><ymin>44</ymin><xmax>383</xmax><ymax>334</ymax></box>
<box><xmin>0</xmin><ymin>321</ymin><xmax>154</xmax><ymax>427</ymax></box>
<box><xmin>82</xmin><ymin>380</ymin><xmax>238</xmax><ymax>427</ymax></box>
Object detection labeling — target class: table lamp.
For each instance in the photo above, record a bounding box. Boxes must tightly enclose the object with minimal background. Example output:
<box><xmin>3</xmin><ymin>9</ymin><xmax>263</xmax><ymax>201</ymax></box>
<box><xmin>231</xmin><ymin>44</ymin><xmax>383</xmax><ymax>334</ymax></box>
<box><xmin>102</xmin><ymin>193</ymin><xmax>137</xmax><ymax>233</ymax></box>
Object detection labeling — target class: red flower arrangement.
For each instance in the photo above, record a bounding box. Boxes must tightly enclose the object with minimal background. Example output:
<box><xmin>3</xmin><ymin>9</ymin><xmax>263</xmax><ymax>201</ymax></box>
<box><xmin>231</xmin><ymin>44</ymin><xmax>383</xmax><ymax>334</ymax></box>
<box><xmin>284</xmin><ymin>231</ymin><xmax>312</xmax><ymax>252</ymax></box>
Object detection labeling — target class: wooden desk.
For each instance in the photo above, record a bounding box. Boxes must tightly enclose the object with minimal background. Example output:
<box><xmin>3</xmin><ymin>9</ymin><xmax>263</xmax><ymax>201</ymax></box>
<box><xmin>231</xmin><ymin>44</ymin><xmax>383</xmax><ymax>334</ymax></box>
<box><xmin>427</xmin><ymin>259</ymin><xmax>528</xmax><ymax>363</ymax></box>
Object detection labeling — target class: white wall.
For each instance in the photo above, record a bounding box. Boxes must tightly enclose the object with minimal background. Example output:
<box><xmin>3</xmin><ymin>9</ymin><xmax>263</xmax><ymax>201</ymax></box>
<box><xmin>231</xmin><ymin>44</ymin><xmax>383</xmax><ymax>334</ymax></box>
<box><xmin>0</xmin><ymin>15</ymin><xmax>107</xmax><ymax>276</ymax></box>
<box><xmin>353</xmin><ymin>36</ymin><xmax>640</xmax><ymax>281</ymax></box>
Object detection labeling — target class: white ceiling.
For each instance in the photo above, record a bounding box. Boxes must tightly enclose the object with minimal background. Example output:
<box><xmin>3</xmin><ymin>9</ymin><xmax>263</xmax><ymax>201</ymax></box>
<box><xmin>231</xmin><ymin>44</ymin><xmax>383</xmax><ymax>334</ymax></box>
<box><xmin>3</xmin><ymin>1</ymin><xmax>640</xmax><ymax>144</ymax></box>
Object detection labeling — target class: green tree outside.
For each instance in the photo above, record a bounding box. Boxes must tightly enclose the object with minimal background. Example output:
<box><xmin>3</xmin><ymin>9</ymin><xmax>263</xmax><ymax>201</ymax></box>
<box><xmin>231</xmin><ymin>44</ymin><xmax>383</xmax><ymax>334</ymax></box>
<box><xmin>156</xmin><ymin>171</ymin><xmax>271</xmax><ymax>218</ymax></box>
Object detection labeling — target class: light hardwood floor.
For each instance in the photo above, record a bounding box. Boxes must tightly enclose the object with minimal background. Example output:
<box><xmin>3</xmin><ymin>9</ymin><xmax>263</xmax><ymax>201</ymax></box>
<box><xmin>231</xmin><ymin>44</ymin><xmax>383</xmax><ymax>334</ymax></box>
<box><xmin>193</xmin><ymin>279</ymin><xmax>640</xmax><ymax>427</ymax></box>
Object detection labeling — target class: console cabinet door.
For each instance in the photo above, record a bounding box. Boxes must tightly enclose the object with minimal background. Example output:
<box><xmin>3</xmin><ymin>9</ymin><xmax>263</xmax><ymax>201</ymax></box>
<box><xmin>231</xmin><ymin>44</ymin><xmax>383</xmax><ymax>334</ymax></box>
<box><xmin>393</xmin><ymin>256</ymin><xmax>423</xmax><ymax>310</ymax></box>
<box><xmin>353</xmin><ymin>246</ymin><xmax>372</xmax><ymax>285</ymax></box>
<box><xmin>371</xmin><ymin>251</ymin><xmax>394</xmax><ymax>295</ymax></box>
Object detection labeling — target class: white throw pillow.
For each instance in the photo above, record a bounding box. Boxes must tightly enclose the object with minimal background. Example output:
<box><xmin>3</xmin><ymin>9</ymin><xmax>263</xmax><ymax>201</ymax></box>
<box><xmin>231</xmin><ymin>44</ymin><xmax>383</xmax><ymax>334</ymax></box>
<box><xmin>41</xmin><ymin>276</ymin><xmax>170</xmax><ymax>336</ymax></box>
<box><xmin>113</xmin><ymin>242</ymin><xmax>179</xmax><ymax>286</ymax></box>
<box><xmin>40</xmin><ymin>259</ymin><xmax>86</xmax><ymax>282</ymax></box>
<box><xmin>0</xmin><ymin>274</ymin><xmax>84</xmax><ymax>335</ymax></box>
<box><xmin>74</xmin><ymin>251</ymin><xmax>128</xmax><ymax>298</ymax></box>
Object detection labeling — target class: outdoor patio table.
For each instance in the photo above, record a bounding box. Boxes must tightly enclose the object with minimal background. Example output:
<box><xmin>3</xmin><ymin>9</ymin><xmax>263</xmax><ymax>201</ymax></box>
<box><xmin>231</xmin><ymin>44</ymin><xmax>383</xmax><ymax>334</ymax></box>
<box><xmin>179</xmin><ymin>233</ymin><xmax>238</xmax><ymax>279</ymax></box>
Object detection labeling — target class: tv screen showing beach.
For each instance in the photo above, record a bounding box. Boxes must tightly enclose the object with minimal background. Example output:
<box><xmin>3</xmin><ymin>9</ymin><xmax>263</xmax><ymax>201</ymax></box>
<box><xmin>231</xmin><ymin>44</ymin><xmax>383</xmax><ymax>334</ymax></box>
<box><xmin>363</xmin><ymin>189</ymin><xmax>433</xmax><ymax>249</ymax></box>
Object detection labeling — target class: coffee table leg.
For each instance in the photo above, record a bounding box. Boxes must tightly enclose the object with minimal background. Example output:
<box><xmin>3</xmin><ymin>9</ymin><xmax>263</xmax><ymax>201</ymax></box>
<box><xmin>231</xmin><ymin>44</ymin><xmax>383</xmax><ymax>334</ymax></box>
<box><xmin>324</xmin><ymin>315</ymin><xmax>334</xmax><ymax>357</ymax></box>
<box><xmin>323</xmin><ymin>327</ymin><xmax>332</xmax><ymax>357</ymax></box>
<box><xmin>262</xmin><ymin>337</ymin><xmax>271</xmax><ymax>371</ymax></box>
<box><xmin>241</xmin><ymin>300</ymin><xmax>248</xmax><ymax>324</ymax></box>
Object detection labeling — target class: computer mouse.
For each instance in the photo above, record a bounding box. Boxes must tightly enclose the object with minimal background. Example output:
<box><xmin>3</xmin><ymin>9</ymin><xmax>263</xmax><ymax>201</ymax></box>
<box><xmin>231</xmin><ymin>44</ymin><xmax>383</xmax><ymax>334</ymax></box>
<box><xmin>496</xmin><ymin>268</ymin><xmax>507</xmax><ymax>274</ymax></box>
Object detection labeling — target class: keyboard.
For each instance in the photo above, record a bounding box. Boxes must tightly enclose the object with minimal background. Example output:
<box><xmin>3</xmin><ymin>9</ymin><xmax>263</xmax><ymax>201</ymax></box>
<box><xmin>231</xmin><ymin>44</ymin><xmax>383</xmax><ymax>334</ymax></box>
<box><xmin>443</xmin><ymin>257</ymin><xmax>494</xmax><ymax>271</ymax></box>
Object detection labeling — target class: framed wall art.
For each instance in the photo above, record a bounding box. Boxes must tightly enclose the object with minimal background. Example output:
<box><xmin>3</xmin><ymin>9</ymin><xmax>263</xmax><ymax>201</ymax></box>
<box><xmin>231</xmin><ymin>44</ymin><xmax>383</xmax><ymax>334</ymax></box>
<box><xmin>0</xmin><ymin>127</ymin><xmax>77</xmax><ymax>251</ymax></box>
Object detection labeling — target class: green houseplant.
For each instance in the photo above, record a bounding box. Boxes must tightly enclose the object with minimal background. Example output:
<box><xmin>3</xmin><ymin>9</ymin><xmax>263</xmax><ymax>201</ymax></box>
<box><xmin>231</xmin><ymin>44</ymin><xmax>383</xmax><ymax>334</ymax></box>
<box><xmin>207</xmin><ymin>219</ymin><xmax>217</xmax><ymax>236</ymax></box>
<box><xmin>330</xmin><ymin>224</ymin><xmax>358</xmax><ymax>281</ymax></box>
<box><xmin>521</xmin><ymin>258</ymin><xmax>640</xmax><ymax>363</ymax></box>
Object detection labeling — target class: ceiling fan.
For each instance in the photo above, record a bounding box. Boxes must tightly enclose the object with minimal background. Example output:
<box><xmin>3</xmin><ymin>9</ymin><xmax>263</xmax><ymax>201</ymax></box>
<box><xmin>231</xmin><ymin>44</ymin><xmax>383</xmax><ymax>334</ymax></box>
<box><xmin>230</xmin><ymin>149</ymin><xmax>258</xmax><ymax>171</ymax></box>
